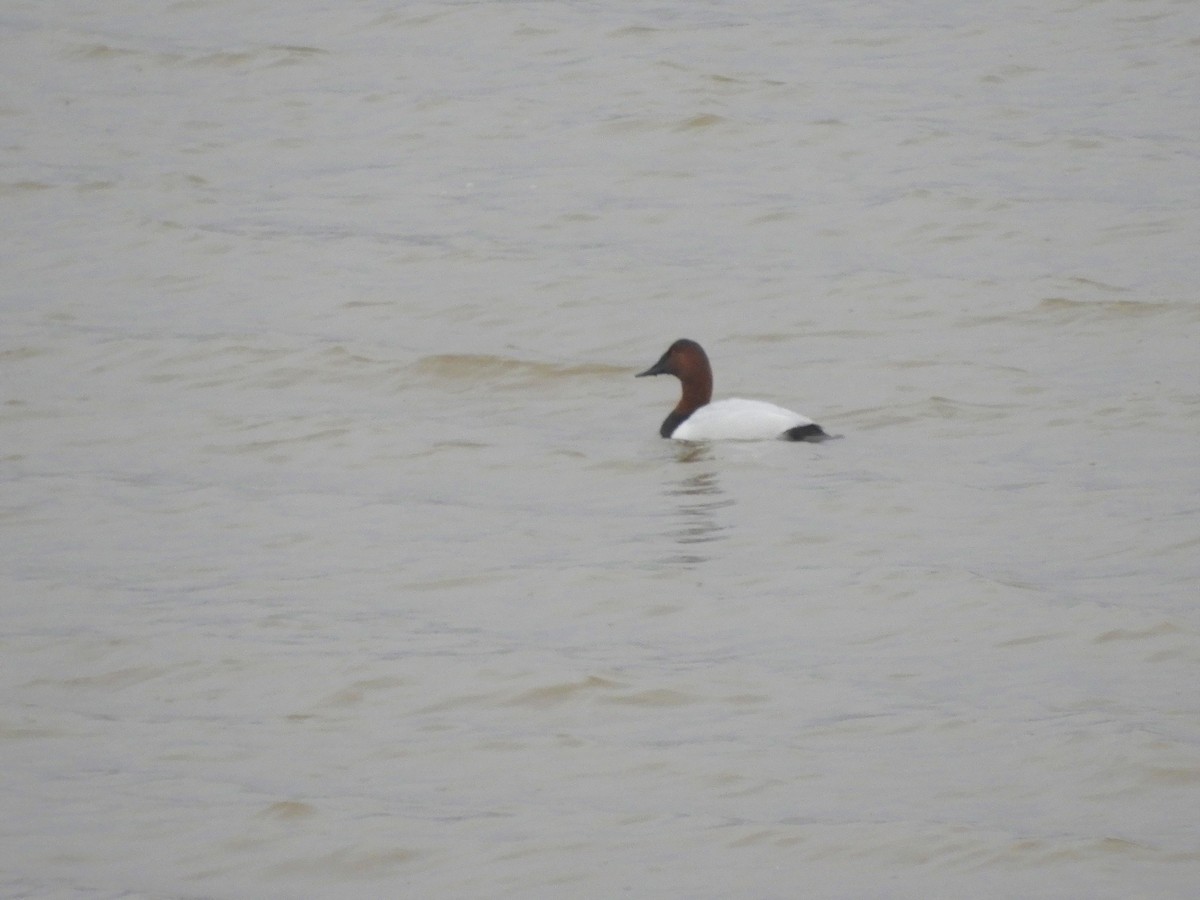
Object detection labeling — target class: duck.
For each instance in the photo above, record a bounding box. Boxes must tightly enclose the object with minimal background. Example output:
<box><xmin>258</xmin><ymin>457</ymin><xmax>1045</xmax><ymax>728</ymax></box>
<box><xmin>636</xmin><ymin>339</ymin><xmax>830</xmax><ymax>442</ymax></box>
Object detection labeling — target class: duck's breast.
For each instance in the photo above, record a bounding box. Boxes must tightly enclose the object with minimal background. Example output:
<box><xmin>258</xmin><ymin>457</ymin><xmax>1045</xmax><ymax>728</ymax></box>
<box><xmin>670</xmin><ymin>398</ymin><xmax>813</xmax><ymax>441</ymax></box>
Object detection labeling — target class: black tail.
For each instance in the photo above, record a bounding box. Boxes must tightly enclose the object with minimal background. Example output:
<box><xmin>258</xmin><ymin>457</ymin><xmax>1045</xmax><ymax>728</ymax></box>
<box><xmin>784</xmin><ymin>423</ymin><xmax>835</xmax><ymax>442</ymax></box>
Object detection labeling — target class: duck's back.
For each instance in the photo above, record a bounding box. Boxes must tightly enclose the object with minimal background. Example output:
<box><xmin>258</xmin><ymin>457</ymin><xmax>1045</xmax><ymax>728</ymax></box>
<box><xmin>670</xmin><ymin>398</ymin><xmax>815</xmax><ymax>441</ymax></box>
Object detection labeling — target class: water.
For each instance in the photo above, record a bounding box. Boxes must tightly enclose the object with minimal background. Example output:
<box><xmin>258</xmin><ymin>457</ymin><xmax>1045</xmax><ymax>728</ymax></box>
<box><xmin>3</xmin><ymin>1</ymin><xmax>1199</xmax><ymax>897</ymax></box>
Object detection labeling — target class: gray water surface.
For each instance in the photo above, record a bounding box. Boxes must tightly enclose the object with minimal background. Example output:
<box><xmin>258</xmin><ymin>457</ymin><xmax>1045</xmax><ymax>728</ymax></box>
<box><xmin>3</xmin><ymin>2</ymin><xmax>1199</xmax><ymax>897</ymax></box>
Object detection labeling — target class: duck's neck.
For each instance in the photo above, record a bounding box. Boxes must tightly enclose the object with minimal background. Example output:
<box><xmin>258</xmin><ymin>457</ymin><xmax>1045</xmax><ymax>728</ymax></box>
<box><xmin>659</xmin><ymin>410</ymin><xmax>688</xmax><ymax>438</ymax></box>
<box><xmin>675</xmin><ymin>369</ymin><xmax>712</xmax><ymax>417</ymax></box>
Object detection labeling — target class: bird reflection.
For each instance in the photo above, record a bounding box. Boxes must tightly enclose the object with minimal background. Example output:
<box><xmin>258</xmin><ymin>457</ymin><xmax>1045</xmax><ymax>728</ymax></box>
<box><xmin>662</xmin><ymin>450</ymin><xmax>734</xmax><ymax>565</ymax></box>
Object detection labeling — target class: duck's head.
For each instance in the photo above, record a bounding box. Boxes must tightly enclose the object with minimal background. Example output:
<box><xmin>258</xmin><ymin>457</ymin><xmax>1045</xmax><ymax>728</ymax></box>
<box><xmin>636</xmin><ymin>339</ymin><xmax>713</xmax><ymax>409</ymax></box>
<box><xmin>636</xmin><ymin>339</ymin><xmax>709</xmax><ymax>379</ymax></box>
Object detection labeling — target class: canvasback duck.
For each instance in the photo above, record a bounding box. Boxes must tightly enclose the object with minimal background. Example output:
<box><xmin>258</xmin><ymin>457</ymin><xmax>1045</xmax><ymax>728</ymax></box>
<box><xmin>637</xmin><ymin>339</ymin><xmax>830</xmax><ymax>442</ymax></box>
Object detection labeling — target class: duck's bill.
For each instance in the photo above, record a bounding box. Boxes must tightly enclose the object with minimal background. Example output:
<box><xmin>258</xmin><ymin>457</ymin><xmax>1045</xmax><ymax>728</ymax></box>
<box><xmin>635</xmin><ymin>354</ymin><xmax>670</xmax><ymax>377</ymax></box>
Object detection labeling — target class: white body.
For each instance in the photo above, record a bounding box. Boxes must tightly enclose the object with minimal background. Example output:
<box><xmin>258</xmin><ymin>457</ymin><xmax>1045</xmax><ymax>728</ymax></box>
<box><xmin>669</xmin><ymin>398</ymin><xmax>815</xmax><ymax>441</ymax></box>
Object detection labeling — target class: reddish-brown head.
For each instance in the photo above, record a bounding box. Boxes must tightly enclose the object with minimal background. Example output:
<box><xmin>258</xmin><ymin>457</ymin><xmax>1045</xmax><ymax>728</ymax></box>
<box><xmin>636</xmin><ymin>339</ymin><xmax>714</xmax><ymax>414</ymax></box>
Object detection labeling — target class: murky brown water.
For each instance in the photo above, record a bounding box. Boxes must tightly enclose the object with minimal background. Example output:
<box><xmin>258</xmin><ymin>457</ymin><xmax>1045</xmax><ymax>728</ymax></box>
<box><xmin>3</xmin><ymin>2</ymin><xmax>1198</xmax><ymax>897</ymax></box>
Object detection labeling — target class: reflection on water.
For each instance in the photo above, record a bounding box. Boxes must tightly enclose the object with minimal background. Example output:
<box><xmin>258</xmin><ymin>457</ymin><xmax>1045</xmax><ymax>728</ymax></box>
<box><xmin>662</xmin><ymin>447</ymin><xmax>734</xmax><ymax>564</ymax></box>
